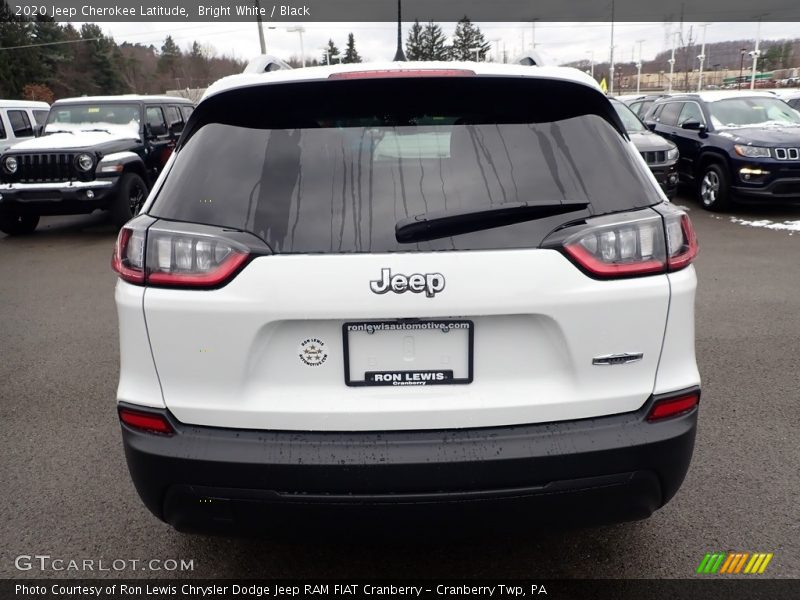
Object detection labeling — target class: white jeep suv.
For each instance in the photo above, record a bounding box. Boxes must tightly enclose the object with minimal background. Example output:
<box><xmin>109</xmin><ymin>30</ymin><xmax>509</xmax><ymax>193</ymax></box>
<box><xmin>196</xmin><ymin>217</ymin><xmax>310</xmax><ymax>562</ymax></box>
<box><xmin>113</xmin><ymin>61</ymin><xmax>700</xmax><ymax>533</ymax></box>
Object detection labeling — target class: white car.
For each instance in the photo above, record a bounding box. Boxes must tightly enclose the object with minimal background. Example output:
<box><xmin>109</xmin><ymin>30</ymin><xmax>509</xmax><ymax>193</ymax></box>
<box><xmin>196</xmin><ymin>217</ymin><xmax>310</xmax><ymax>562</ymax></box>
<box><xmin>774</xmin><ymin>89</ymin><xmax>800</xmax><ymax>111</ymax></box>
<box><xmin>0</xmin><ymin>99</ymin><xmax>50</xmax><ymax>153</ymax></box>
<box><xmin>113</xmin><ymin>61</ymin><xmax>701</xmax><ymax>534</ymax></box>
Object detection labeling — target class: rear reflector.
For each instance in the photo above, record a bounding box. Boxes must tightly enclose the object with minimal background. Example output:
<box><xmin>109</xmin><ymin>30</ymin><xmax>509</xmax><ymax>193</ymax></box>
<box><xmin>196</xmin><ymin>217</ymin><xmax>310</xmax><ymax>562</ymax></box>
<box><xmin>646</xmin><ymin>391</ymin><xmax>700</xmax><ymax>422</ymax></box>
<box><xmin>329</xmin><ymin>69</ymin><xmax>475</xmax><ymax>80</ymax></box>
<box><xmin>118</xmin><ymin>407</ymin><xmax>174</xmax><ymax>434</ymax></box>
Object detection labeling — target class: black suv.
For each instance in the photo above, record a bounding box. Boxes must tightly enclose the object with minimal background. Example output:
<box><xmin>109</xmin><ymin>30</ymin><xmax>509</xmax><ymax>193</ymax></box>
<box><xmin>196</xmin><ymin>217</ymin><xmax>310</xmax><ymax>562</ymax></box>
<box><xmin>0</xmin><ymin>95</ymin><xmax>194</xmax><ymax>234</ymax></box>
<box><xmin>610</xmin><ymin>99</ymin><xmax>679</xmax><ymax>198</ymax></box>
<box><xmin>622</xmin><ymin>94</ymin><xmax>670</xmax><ymax>119</ymax></box>
<box><xmin>644</xmin><ymin>92</ymin><xmax>800</xmax><ymax>211</ymax></box>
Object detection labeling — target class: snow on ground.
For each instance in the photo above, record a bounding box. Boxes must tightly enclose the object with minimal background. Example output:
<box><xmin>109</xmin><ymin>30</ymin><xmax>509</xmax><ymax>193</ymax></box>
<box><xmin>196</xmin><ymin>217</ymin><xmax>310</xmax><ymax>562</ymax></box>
<box><xmin>730</xmin><ymin>217</ymin><xmax>800</xmax><ymax>235</ymax></box>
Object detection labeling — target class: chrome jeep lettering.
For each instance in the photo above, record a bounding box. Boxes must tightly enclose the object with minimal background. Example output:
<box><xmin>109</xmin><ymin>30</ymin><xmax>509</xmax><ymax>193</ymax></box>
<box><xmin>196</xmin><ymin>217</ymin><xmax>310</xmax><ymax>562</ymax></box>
<box><xmin>369</xmin><ymin>268</ymin><xmax>445</xmax><ymax>298</ymax></box>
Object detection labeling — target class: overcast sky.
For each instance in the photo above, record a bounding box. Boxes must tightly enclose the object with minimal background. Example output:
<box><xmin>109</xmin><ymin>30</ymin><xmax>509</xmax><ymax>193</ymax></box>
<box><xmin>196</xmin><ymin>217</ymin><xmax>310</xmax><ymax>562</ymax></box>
<box><xmin>94</xmin><ymin>21</ymin><xmax>799</xmax><ymax>67</ymax></box>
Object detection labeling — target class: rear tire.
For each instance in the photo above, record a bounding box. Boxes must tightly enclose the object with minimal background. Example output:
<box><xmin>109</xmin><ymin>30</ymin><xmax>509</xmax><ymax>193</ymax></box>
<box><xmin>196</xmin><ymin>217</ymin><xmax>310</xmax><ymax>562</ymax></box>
<box><xmin>0</xmin><ymin>213</ymin><xmax>39</xmax><ymax>235</ymax></box>
<box><xmin>697</xmin><ymin>162</ymin><xmax>731</xmax><ymax>212</ymax></box>
<box><xmin>110</xmin><ymin>172</ymin><xmax>148</xmax><ymax>227</ymax></box>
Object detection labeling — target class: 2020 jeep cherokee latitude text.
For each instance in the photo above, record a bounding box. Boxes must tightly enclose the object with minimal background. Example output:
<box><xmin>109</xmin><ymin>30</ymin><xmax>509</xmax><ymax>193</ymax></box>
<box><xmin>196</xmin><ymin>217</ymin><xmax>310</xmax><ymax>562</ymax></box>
<box><xmin>113</xmin><ymin>62</ymin><xmax>700</xmax><ymax>534</ymax></box>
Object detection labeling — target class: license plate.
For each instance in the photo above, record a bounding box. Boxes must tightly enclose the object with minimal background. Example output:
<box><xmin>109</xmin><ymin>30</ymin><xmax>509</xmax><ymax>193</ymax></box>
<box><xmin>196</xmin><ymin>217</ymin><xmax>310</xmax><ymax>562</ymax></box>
<box><xmin>343</xmin><ymin>320</ymin><xmax>473</xmax><ymax>387</ymax></box>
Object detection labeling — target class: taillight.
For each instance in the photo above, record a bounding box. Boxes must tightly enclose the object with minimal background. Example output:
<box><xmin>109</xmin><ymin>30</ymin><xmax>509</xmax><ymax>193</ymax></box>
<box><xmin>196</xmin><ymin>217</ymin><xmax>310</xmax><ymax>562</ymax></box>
<box><xmin>112</xmin><ymin>217</ymin><xmax>257</xmax><ymax>289</ymax></box>
<box><xmin>646</xmin><ymin>390</ymin><xmax>700</xmax><ymax>422</ymax></box>
<box><xmin>546</xmin><ymin>205</ymin><xmax>698</xmax><ymax>279</ymax></box>
<box><xmin>559</xmin><ymin>210</ymin><xmax>668</xmax><ymax>278</ymax></box>
<box><xmin>146</xmin><ymin>231</ymin><xmax>249</xmax><ymax>288</ymax></box>
<box><xmin>119</xmin><ymin>407</ymin><xmax>174</xmax><ymax>435</ymax></box>
<box><xmin>664</xmin><ymin>211</ymin><xmax>698</xmax><ymax>270</ymax></box>
<box><xmin>111</xmin><ymin>226</ymin><xmax>146</xmax><ymax>284</ymax></box>
<box><xmin>329</xmin><ymin>69</ymin><xmax>475</xmax><ymax>80</ymax></box>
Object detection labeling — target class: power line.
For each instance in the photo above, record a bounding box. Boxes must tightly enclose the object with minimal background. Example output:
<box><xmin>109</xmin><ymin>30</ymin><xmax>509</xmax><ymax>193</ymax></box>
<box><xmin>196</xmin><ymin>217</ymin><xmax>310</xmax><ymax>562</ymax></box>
<box><xmin>0</xmin><ymin>37</ymin><xmax>102</xmax><ymax>51</ymax></box>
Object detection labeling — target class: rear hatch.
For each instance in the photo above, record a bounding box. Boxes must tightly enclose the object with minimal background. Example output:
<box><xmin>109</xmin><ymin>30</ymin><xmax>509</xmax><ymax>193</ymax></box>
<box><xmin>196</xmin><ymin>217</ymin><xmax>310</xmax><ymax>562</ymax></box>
<box><xmin>136</xmin><ymin>73</ymin><xmax>676</xmax><ymax>431</ymax></box>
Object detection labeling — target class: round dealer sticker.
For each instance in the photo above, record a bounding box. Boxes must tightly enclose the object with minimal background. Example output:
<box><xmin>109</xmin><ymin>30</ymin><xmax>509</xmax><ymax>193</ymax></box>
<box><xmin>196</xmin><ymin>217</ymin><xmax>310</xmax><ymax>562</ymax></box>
<box><xmin>299</xmin><ymin>338</ymin><xmax>328</xmax><ymax>367</ymax></box>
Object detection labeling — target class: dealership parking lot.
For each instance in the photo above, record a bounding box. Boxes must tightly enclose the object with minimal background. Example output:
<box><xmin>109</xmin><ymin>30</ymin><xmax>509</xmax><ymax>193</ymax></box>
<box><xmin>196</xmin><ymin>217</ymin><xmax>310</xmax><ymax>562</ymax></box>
<box><xmin>1</xmin><ymin>195</ymin><xmax>798</xmax><ymax>579</ymax></box>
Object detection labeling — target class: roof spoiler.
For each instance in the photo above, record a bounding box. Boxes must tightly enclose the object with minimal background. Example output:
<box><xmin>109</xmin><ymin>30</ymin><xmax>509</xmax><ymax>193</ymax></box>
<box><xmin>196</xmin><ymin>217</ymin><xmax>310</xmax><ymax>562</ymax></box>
<box><xmin>516</xmin><ymin>49</ymin><xmax>549</xmax><ymax>67</ymax></box>
<box><xmin>243</xmin><ymin>55</ymin><xmax>293</xmax><ymax>74</ymax></box>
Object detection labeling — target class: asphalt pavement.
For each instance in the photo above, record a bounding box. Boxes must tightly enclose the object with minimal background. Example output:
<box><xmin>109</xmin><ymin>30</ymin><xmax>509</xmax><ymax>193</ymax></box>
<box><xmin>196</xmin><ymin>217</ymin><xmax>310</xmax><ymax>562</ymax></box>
<box><xmin>1</xmin><ymin>197</ymin><xmax>798</xmax><ymax>579</ymax></box>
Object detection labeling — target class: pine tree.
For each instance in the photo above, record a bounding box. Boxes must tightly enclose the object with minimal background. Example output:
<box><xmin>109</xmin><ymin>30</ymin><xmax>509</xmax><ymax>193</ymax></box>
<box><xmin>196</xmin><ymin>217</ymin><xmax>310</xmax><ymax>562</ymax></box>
<box><xmin>405</xmin><ymin>20</ymin><xmax>425</xmax><ymax>61</ymax></box>
<box><xmin>81</xmin><ymin>24</ymin><xmax>126</xmax><ymax>94</ymax></box>
<box><xmin>449</xmin><ymin>17</ymin><xmax>491</xmax><ymax>62</ymax></box>
<box><xmin>158</xmin><ymin>35</ymin><xmax>182</xmax><ymax>76</ymax></box>
<box><xmin>321</xmin><ymin>39</ymin><xmax>340</xmax><ymax>65</ymax></box>
<box><xmin>421</xmin><ymin>22</ymin><xmax>449</xmax><ymax>60</ymax></box>
<box><xmin>343</xmin><ymin>33</ymin><xmax>362</xmax><ymax>63</ymax></box>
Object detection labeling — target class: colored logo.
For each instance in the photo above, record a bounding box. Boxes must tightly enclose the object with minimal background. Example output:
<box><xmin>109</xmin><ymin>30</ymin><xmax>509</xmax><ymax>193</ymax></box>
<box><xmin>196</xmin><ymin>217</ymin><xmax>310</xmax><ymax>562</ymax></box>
<box><xmin>697</xmin><ymin>552</ymin><xmax>774</xmax><ymax>575</ymax></box>
<box><xmin>299</xmin><ymin>338</ymin><xmax>328</xmax><ymax>367</ymax></box>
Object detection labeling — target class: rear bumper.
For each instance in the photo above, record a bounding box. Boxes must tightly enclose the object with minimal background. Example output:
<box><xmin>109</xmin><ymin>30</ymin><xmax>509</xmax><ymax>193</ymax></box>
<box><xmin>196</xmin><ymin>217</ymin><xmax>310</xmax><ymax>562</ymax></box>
<box><xmin>120</xmin><ymin>389</ymin><xmax>698</xmax><ymax>534</ymax></box>
<box><xmin>0</xmin><ymin>179</ymin><xmax>117</xmax><ymax>215</ymax></box>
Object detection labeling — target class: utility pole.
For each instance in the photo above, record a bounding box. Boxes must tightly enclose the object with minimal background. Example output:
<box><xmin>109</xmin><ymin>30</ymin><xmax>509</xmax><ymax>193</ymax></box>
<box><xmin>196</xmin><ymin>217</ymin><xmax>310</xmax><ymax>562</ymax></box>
<box><xmin>254</xmin><ymin>0</ymin><xmax>266</xmax><ymax>54</ymax></box>
<box><xmin>490</xmin><ymin>38</ymin><xmax>502</xmax><ymax>63</ymax></box>
<box><xmin>750</xmin><ymin>18</ymin><xmax>761</xmax><ymax>90</ymax></box>
<box><xmin>739</xmin><ymin>48</ymin><xmax>747</xmax><ymax>90</ymax></box>
<box><xmin>609</xmin><ymin>0</ymin><xmax>615</xmax><ymax>94</ymax></box>
<box><xmin>586</xmin><ymin>50</ymin><xmax>595</xmax><ymax>79</ymax></box>
<box><xmin>393</xmin><ymin>0</ymin><xmax>406</xmax><ymax>61</ymax></box>
<box><xmin>287</xmin><ymin>27</ymin><xmax>306</xmax><ymax>67</ymax></box>
<box><xmin>668</xmin><ymin>32</ymin><xmax>677</xmax><ymax>93</ymax></box>
<box><xmin>697</xmin><ymin>23</ymin><xmax>709</xmax><ymax>91</ymax></box>
<box><xmin>636</xmin><ymin>39</ymin><xmax>644</xmax><ymax>94</ymax></box>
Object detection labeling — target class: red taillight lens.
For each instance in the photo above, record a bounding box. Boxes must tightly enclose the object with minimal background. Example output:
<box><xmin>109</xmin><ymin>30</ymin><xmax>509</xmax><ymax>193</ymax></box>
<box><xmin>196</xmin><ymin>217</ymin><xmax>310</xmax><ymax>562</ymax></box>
<box><xmin>646</xmin><ymin>391</ymin><xmax>700</xmax><ymax>422</ymax></box>
<box><xmin>665</xmin><ymin>212</ymin><xmax>698</xmax><ymax>271</ymax></box>
<box><xmin>112</xmin><ymin>220</ymin><xmax>251</xmax><ymax>289</ymax></box>
<box><xmin>111</xmin><ymin>226</ymin><xmax>146</xmax><ymax>284</ymax></box>
<box><xmin>146</xmin><ymin>233</ymin><xmax>249</xmax><ymax>288</ymax></box>
<box><xmin>561</xmin><ymin>211</ymin><xmax>668</xmax><ymax>278</ymax></box>
<box><xmin>553</xmin><ymin>205</ymin><xmax>698</xmax><ymax>279</ymax></box>
<box><xmin>329</xmin><ymin>69</ymin><xmax>475</xmax><ymax>80</ymax></box>
<box><xmin>119</xmin><ymin>407</ymin><xmax>174</xmax><ymax>434</ymax></box>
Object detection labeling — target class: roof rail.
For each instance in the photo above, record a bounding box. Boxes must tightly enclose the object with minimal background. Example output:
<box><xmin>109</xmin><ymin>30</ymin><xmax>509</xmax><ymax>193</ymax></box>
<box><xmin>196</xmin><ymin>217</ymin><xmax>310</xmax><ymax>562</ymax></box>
<box><xmin>243</xmin><ymin>55</ymin><xmax>293</xmax><ymax>74</ymax></box>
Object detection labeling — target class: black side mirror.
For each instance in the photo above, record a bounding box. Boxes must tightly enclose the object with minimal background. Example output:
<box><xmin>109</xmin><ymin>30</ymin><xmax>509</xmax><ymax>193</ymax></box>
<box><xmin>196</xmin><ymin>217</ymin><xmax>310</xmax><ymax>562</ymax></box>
<box><xmin>646</xmin><ymin>122</ymin><xmax>657</xmax><ymax>131</ymax></box>
<box><xmin>681</xmin><ymin>120</ymin><xmax>706</xmax><ymax>132</ymax></box>
<box><xmin>146</xmin><ymin>123</ymin><xmax>168</xmax><ymax>139</ymax></box>
<box><xmin>168</xmin><ymin>123</ymin><xmax>183</xmax><ymax>138</ymax></box>
<box><xmin>33</xmin><ymin>124</ymin><xmax>45</xmax><ymax>137</ymax></box>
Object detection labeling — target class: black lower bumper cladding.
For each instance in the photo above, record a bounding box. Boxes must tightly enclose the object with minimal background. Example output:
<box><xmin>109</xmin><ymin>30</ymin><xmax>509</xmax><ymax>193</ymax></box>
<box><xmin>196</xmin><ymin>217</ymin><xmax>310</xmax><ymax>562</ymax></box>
<box><xmin>119</xmin><ymin>390</ymin><xmax>698</xmax><ymax>534</ymax></box>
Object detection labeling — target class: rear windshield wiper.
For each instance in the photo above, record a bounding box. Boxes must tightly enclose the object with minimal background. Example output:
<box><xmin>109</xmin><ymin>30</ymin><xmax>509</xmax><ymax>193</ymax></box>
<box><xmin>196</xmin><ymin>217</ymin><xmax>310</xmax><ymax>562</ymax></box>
<box><xmin>395</xmin><ymin>201</ymin><xmax>589</xmax><ymax>243</ymax></box>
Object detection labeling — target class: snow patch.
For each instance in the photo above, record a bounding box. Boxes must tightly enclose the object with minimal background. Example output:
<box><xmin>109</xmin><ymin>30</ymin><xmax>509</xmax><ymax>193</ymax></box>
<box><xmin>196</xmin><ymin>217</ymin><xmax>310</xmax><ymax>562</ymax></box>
<box><xmin>730</xmin><ymin>217</ymin><xmax>800</xmax><ymax>235</ymax></box>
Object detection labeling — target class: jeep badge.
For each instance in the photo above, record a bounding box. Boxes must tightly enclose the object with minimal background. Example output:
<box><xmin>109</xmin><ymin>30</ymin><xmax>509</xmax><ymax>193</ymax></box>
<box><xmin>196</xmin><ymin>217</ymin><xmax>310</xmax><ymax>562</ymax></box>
<box><xmin>370</xmin><ymin>268</ymin><xmax>445</xmax><ymax>298</ymax></box>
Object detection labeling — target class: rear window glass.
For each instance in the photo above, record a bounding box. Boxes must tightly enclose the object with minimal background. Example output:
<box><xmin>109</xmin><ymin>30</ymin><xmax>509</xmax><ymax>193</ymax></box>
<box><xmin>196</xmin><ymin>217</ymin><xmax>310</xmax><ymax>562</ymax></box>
<box><xmin>151</xmin><ymin>78</ymin><xmax>659</xmax><ymax>253</ymax></box>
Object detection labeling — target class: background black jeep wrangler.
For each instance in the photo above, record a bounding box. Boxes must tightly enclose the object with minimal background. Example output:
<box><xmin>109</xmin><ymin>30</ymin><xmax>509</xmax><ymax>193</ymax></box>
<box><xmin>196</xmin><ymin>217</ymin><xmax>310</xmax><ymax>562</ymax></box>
<box><xmin>0</xmin><ymin>95</ymin><xmax>194</xmax><ymax>235</ymax></box>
